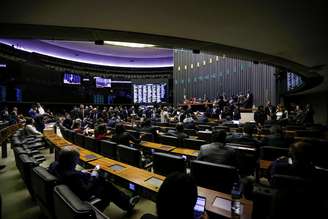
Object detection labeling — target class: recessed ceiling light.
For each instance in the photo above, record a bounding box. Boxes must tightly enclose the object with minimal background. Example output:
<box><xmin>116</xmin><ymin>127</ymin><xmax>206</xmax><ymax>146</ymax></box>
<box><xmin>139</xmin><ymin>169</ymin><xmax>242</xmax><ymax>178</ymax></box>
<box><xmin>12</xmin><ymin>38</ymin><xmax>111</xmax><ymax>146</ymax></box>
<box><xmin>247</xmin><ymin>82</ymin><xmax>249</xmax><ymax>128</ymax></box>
<box><xmin>104</xmin><ymin>41</ymin><xmax>156</xmax><ymax>48</ymax></box>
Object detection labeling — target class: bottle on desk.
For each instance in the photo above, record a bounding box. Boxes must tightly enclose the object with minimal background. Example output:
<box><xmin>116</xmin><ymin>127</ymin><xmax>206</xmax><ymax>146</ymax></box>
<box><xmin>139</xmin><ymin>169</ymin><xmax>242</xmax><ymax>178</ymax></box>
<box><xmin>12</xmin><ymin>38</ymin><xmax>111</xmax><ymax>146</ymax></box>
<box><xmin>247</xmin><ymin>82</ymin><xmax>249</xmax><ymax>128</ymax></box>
<box><xmin>231</xmin><ymin>183</ymin><xmax>241</xmax><ymax>219</ymax></box>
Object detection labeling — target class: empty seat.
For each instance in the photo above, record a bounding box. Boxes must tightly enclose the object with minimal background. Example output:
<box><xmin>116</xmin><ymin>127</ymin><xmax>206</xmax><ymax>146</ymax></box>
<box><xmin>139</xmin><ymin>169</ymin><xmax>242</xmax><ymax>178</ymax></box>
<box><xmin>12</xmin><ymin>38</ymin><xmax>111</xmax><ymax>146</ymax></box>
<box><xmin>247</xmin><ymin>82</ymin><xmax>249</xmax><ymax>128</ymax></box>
<box><xmin>259</xmin><ymin>146</ymin><xmax>289</xmax><ymax>161</ymax></box>
<box><xmin>190</xmin><ymin>160</ymin><xmax>239</xmax><ymax>194</ymax></box>
<box><xmin>183</xmin><ymin>138</ymin><xmax>206</xmax><ymax>150</ymax></box>
<box><xmin>158</xmin><ymin>135</ymin><xmax>178</xmax><ymax>146</ymax></box>
<box><xmin>31</xmin><ymin>166</ymin><xmax>58</xmax><ymax>218</ymax></box>
<box><xmin>53</xmin><ymin>185</ymin><xmax>109</xmax><ymax>219</ymax></box>
<box><xmin>74</xmin><ymin>133</ymin><xmax>85</xmax><ymax>147</ymax></box>
<box><xmin>184</xmin><ymin>128</ymin><xmax>197</xmax><ymax>136</ymax></box>
<box><xmin>126</xmin><ymin>130</ymin><xmax>140</xmax><ymax>139</ymax></box>
<box><xmin>197</xmin><ymin>131</ymin><xmax>212</xmax><ymax>141</ymax></box>
<box><xmin>116</xmin><ymin>144</ymin><xmax>142</xmax><ymax>167</ymax></box>
<box><xmin>140</xmin><ymin>133</ymin><xmax>154</xmax><ymax>142</ymax></box>
<box><xmin>84</xmin><ymin>136</ymin><xmax>100</xmax><ymax>153</ymax></box>
<box><xmin>16</xmin><ymin>154</ymin><xmax>39</xmax><ymax>197</ymax></box>
<box><xmin>153</xmin><ymin>152</ymin><xmax>186</xmax><ymax>176</ymax></box>
<box><xmin>99</xmin><ymin>140</ymin><xmax>117</xmax><ymax>159</ymax></box>
<box><xmin>65</xmin><ymin>130</ymin><xmax>75</xmax><ymax>143</ymax></box>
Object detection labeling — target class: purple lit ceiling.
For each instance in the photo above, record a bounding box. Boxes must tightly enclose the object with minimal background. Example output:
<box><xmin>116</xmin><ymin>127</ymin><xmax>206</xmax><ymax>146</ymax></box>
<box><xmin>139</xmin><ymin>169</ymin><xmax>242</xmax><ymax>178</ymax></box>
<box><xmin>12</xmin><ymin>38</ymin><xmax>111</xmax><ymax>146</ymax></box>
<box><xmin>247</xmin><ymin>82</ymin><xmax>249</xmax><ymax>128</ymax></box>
<box><xmin>0</xmin><ymin>39</ymin><xmax>173</xmax><ymax>68</ymax></box>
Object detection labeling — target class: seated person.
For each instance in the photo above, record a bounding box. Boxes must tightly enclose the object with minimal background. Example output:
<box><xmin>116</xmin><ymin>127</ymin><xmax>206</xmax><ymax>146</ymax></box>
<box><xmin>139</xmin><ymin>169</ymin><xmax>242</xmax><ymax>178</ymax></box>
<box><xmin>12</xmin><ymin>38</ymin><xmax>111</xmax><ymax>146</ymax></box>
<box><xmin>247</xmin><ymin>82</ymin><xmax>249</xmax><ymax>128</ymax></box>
<box><xmin>226</xmin><ymin>123</ymin><xmax>262</xmax><ymax>148</ymax></box>
<box><xmin>112</xmin><ymin>123</ymin><xmax>141</xmax><ymax>146</ymax></box>
<box><xmin>183</xmin><ymin>114</ymin><xmax>196</xmax><ymax>129</ymax></box>
<box><xmin>62</xmin><ymin>112</ymin><xmax>73</xmax><ymax>129</ymax></box>
<box><xmin>197</xmin><ymin>130</ymin><xmax>239</xmax><ymax>168</ymax></box>
<box><xmin>262</xmin><ymin>125</ymin><xmax>293</xmax><ymax>148</ymax></box>
<box><xmin>254</xmin><ymin>105</ymin><xmax>266</xmax><ymax>127</ymax></box>
<box><xmin>141</xmin><ymin>172</ymin><xmax>205</xmax><ymax>219</ymax></box>
<box><xmin>94</xmin><ymin>123</ymin><xmax>108</xmax><ymax>140</ymax></box>
<box><xmin>138</xmin><ymin>118</ymin><xmax>158</xmax><ymax>141</ymax></box>
<box><xmin>71</xmin><ymin>118</ymin><xmax>83</xmax><ymax>134</ymax></box>
<box><xmin>48</xmin><ymin>146</ymin><xmax>139</xmax><ymax>212</ymax></box>
<box><xmin>167</xmin><ymin>122</ymin><xmax>189</xmax><ymax>142</ymax></box>
<box><xmin>269</xmin><ymin>141</ymin><xmax>314</xmax><ymax>183</ymax></box>
<box><xmin>34</xmin><ymin>114</ymin><xmax>45</xmax><ymax>133</ymax></box>
<box><xmin>25</xmin><ymin>117</ymin><xmax>43</xmax><ymax>137</ymax></box>
<box><xmin>220</xmin><ymin>106</ymin><xmax>233</xmax><ymax>121</ymax></box>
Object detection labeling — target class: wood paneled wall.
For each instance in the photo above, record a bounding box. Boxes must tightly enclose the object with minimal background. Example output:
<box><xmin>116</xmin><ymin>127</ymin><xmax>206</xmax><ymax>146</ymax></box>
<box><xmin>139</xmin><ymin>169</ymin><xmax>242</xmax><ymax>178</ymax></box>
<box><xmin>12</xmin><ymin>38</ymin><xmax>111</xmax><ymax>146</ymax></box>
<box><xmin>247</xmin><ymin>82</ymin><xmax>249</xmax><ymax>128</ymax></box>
<box><xmin>173</xmin><ymin>50</ymin><xmax>277</xmax><ymax>106</ymax></box>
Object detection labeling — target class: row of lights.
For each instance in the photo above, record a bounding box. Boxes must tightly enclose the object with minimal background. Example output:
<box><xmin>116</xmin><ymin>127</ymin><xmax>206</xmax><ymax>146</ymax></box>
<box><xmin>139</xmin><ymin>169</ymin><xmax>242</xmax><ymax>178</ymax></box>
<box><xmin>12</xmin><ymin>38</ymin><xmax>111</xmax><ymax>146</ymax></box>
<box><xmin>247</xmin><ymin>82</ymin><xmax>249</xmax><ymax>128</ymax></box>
<box><xmin>177</xmin><ymin>54</ymin><xmax>226</xmax><ymax>71</ymax></box>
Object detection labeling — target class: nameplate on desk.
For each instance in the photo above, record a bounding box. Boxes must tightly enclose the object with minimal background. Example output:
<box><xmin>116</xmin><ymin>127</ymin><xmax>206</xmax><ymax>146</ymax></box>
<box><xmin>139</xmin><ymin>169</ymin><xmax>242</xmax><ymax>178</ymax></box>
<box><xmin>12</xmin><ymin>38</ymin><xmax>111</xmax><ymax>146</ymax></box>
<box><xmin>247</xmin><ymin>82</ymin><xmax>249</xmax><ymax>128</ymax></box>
<box><xmin>159</xmin><ymin>145</ymin><xmax>173</xmax><ymax>150</ymax></box>
<box><xmin>212</xmin><ymin>197</ymin><xmax>243</xmax><ymax>213</ymax></box>
<box><xmin>108</xmin><ymin>164</ymin><xmax>125</xmax><ymax>171</ymax></box>
<box><xmin>84</xmin><ymin>154</ymin><xmax>97</xmax><ymax>160</ymax></box>
<box><xmin>145</xmin><ymin>177</ymin><xmax>163</xmax><ymax>188</ymax></box>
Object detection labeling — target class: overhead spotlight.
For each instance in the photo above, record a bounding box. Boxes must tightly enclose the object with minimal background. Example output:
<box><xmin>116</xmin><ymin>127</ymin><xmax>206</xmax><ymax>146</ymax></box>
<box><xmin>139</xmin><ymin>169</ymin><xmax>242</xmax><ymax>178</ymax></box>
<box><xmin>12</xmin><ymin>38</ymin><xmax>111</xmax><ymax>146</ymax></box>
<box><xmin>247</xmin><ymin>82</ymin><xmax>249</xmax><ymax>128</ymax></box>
<box><xmin>192</xmin><ymin>49</ymin><xmax>200</xmax><ymax>54</ymax></box>
<box><xmin>95</xmin><ymin>40</ymin><xmax>104</xmax><ymax>45</ymax></box>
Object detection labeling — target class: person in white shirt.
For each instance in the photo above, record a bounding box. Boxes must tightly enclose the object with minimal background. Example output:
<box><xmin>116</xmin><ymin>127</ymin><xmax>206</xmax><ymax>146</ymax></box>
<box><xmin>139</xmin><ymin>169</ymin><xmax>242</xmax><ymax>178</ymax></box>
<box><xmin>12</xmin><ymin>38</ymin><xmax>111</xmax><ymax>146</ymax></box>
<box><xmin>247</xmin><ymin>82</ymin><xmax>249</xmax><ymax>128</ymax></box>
<box><xmin>36</xmin><ymin>102</ymin><xmax>45</xmax><ymax>115</ymax></box>
<box><xmin>160</xmin><ymin>107</ymin><xmax>169</xmax><ymax>123</ymax></box>
<box><xmin>25</xmin><ymin>117</ymin><xmax>43</xmax><ymax>137</ymax></box>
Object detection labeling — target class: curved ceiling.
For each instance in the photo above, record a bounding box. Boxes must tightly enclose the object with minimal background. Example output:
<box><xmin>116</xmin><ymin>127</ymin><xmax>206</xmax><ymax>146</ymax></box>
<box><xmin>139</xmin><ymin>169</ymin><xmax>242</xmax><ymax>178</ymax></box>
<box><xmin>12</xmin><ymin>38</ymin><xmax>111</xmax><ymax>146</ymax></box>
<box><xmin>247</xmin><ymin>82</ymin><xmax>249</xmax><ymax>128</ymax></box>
<box><xmin>0</xmin><ymin>0</ymin><xmax>327</xmax><ymax>92</ymax></box>
<box><xmin>0</xmin><ymin>39</ymin><xmax>173</xmax><ymax>68</ymax></box>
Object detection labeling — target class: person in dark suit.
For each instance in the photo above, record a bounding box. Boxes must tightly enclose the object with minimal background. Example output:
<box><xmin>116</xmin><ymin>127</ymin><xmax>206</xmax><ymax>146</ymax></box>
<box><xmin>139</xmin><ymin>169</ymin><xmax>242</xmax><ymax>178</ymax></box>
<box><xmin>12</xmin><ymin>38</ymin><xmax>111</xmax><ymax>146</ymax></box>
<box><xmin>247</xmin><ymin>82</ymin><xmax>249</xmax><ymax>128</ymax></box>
<box><xmin>265</xmin><ymin>101</ymin><xmax>276</xmax><ymax>120</ymax></box>
<box><xmin>48</xmin><ymin>146</ymin><xmax>139</xmax><ymax>212</ymax></box>
<box><xmin>197</xmin><ymin>130</ymin><xmax>239</xmax><ymax>167</ymax></box>
<box><xmin>112</xmin><ymin>123</ymin><xmax>141</xmax><ymax>146</ymax></box>
<box><xmin>269</xmin><ymin>141</ymin><xmax>314</xmax><ymax>183</ymax></box>
<box><xmin>226</xmin><ymin>123</ymin><xmax>262</xmax><ymax>148</ymax></box>
<box><xmin>254</xmin><ymin>105</ymin><xmax>266</xmax><ymax>127</ymax></box>
<box><xmin>262</xmin><ymin>125</ymin><xmax>293</xmax><ymax>148</ymax></box>
<box><xmin>167</xmin><ymin>122</ymin><xmax>189</xmax><ymax>145</ymax></box>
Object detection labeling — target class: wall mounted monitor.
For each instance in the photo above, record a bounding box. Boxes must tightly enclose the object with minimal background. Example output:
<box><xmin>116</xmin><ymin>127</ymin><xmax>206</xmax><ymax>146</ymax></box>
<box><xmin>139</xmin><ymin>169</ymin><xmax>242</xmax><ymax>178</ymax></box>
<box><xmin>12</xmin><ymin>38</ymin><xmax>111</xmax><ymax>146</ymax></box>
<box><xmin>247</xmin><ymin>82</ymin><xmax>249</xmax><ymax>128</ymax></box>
<box><xmin>63</xmin><ymin>73</ymin><xmax>81</xmax><ymax>85</ymax></box>
<box><xmin>133</xmin><ymin>83</ymin><xmax>167</xmax><ymax>104</ymax></box>
<box><xmin>95</xmin><ymin>77</ymin><xmax>112</xmax><ymax>88</ymax></box>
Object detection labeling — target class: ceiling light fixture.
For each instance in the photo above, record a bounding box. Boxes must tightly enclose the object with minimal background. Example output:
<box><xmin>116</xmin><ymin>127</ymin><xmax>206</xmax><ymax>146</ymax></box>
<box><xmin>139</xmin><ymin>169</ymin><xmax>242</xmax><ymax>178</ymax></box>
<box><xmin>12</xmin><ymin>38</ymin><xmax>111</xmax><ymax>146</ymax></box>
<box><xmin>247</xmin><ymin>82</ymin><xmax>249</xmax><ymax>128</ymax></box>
<box><xmin>103</xmin><ymin>41</ymin><xmax>156</xmax><ymax>48</ymax></box>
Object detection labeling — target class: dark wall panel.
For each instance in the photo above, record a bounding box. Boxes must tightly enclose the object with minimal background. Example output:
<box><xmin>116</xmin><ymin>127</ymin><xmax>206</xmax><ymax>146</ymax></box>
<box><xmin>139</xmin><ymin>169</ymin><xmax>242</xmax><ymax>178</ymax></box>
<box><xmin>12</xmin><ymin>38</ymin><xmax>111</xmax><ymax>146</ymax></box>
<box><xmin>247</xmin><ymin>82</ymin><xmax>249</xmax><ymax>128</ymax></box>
<box><xmin>173</xmin><ymin>50</ymin><xmax>276</xmax><ymax>106</ymax></box>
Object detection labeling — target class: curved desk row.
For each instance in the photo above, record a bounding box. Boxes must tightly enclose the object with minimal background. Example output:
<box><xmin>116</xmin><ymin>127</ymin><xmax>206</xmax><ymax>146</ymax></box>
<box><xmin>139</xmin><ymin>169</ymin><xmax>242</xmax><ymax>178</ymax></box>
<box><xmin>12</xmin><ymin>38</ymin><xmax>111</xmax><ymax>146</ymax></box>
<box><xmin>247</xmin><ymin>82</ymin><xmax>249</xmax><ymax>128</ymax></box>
<box><xmin>44</xmin><ymin>129</ymin><xmax>253</xmax><ymax>219</ymax></box>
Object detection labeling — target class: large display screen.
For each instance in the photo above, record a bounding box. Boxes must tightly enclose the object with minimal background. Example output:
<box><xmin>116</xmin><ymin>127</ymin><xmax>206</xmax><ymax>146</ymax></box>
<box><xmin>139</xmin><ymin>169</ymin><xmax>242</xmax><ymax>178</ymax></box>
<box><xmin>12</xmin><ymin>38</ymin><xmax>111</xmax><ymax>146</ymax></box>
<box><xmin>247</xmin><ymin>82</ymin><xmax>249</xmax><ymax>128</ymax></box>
<box><xmin>63</xmin><ymin>73</ymin><xmax>81</xmax><ymax>85</ymax></box>
<box><xmin>133</xmin><ymin>83</ymin><xmax>167</xmax><ymax>103</ymax></box>
<box><xmin>95</xmin><ymin>77</ymin><xmax>111</xmax><ymax>88</ymax></box>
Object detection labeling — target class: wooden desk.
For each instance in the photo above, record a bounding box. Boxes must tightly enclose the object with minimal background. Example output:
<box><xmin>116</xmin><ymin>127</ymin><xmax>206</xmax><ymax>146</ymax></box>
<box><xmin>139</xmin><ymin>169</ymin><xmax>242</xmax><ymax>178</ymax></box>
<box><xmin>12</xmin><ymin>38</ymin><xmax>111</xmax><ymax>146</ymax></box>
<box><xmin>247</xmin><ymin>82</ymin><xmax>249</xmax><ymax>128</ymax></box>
<box><xmin>90</xmin><ymin>159</ymin><xmax>252</xmax><ymax>218</ymax></box>
<box><xmin>78</xmin><ymin>148</ymin><xmax>103</xmax><ymax>162</ymax></box>
<box><xmin>259</xmin><ymin>160</ymin><xmax>272</xmax><ymax>170</ymax></box>
<box><xmin>140</xmin><ymin>141</ymin><xmax>176</xmax><ymax>152</ymax></box>
<box><xmin>44</xmin><ymin>130</ymin><xmax>102</xmax><ymax>162</ymax></box>
<box><xmin>89</xmin><ymin>157</ymin><xmax>165</xmax><ymax>192</ymax></box>
<box><xmin>46</xmin><ymin>128</ymin><xmax>253</xmax><ymax>218</ymax></box>
<box><xmin>198</xmin><ymin>187</ymin><xmax>253</xmax><ymax>219</ymax></box>
<box><xmin>171</xmin><ymin>148</ymin><xmax>199</xmax><ymax>157</ymax></box>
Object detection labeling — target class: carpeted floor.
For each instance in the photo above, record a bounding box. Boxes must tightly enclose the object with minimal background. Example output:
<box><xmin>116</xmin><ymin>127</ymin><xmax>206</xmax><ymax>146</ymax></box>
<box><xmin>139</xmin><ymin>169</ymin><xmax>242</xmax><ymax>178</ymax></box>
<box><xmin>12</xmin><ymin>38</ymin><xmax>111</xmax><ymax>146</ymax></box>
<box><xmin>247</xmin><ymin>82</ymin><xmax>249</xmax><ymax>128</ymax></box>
<box><xmin>0</xmin><ymin>141</ymin><xmax>156</xmax><ymax>219</ymax></box>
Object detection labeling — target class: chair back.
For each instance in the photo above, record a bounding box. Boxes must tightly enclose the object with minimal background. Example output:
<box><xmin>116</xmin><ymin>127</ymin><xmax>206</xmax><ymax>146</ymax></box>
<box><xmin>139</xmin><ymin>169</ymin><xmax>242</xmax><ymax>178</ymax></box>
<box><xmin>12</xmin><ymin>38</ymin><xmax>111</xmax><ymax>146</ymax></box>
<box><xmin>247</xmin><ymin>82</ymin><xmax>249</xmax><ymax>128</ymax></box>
<box><xmin>153</xmin><ymin>152</ymin><xmax>186</xmax><ymax>176</ymax></box>
<box><xmin>190</xmin><ymin>160</ymin><xmax>239</xmax><ymax>194</ymax></box>
<box><xmin>116</xmin><ymin>144</ymin><xmax>142</xmax><ymax>167</ymax></box>
<box><xmin>16</xmin><ymin>154</ymin><xmax>38</xmax><ymax>196</ymax></box>
<box><xmin>99</xmin><ymin>140</ymin><xmax>117</xmax><ymax>159</ymax></box>
<box><xmin>31</xmin><ymin>166</ymin><xmax>58</xmax><ymax>218</ymax></box>
<box><xmin>158</xmin><ymin>135</ymin><xmax>178</xmax><ymax>146</ymax></box>
<box><xmin>53</xmin><ymin>185</ymin><xmax>96</xmax><ymax>219</ymax></box>
<box><xmin>84</xmin><ymin>136</ymin><xmax>100</xmax><ymax>153</ymax></box>
<box><xmin>183</xmin><ymin>138</ymin><xmax>206</xmax><ymax>150</ymax></box>
<box><xmin>74</xmin><ymin>133</ymin><xmax>85</xmax><ymax>147</ymax></box>
<box><xmin>260</xmin><ymin>146</ymin><xmax>289</xmax><ymax>161</ymax></box>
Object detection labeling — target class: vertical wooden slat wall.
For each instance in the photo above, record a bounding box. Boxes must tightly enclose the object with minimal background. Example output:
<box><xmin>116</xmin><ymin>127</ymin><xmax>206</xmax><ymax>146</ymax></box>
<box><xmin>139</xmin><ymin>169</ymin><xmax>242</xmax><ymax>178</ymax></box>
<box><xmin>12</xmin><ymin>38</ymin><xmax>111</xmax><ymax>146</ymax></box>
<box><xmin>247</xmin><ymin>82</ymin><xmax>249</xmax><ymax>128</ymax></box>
<box><xmin>173</xmin><ymin>50</ymin><xmax>276</xmax><ymax>106</ymax></box>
